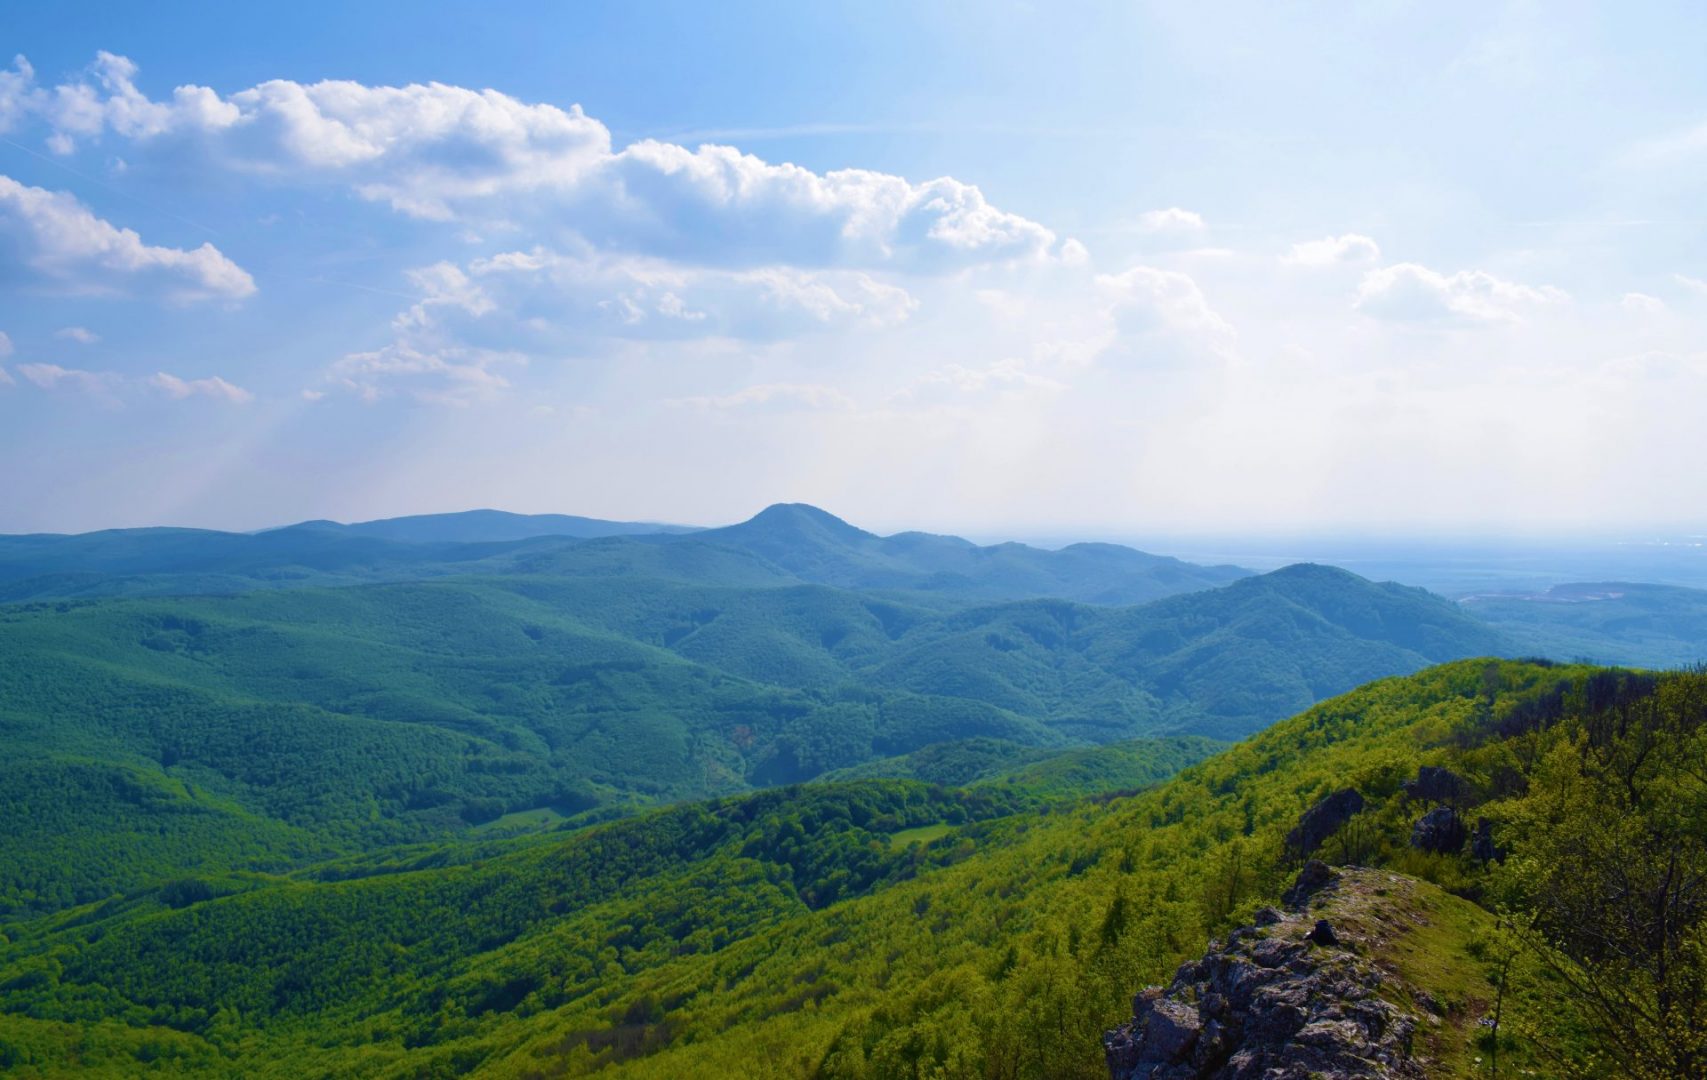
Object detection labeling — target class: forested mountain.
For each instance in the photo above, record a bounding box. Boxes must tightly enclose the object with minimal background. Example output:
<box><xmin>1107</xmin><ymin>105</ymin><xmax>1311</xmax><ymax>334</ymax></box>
<box><xmin>275</xmin><ymin>509</ymin><xmax>700</xmax><ymax>544</ymax></box>
<box><xmin>0</xmin><ymin>562</ymin><xmax>1502</xmax><ymax>916</ymax></box>
<box><xmin>3</xmin><ymin>659</ymin><xmax>1699</xmax><ymax>1078</ymax></box>
<box><xmin>684</xmin><ymin>503</ymin><xmax>1251</xmax><ymax>604</ymax></box>
<box><xmin>0</xmin><ymin>505</ymin><xmax>1249</xmax><ymax>607</ymax></box>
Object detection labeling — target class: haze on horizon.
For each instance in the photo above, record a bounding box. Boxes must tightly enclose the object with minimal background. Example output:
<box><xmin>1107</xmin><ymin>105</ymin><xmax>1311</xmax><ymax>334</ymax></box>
<box><xmin>3</xmin><ymin>1</ymin><xmax>1705</xmax><ymax>538</ymax></box>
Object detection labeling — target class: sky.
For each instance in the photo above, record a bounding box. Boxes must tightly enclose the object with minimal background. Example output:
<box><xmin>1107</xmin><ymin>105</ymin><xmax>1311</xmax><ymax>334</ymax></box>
<box><xmin>2</xmin><ymin>1</ymin><xmax>1706</xmax><ymax>537</ymax></box>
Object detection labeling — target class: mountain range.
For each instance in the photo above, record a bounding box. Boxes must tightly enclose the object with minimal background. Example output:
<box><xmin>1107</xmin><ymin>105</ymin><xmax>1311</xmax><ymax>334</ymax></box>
<box><xmin>0</xmin><ymin>507</ymin><xmax>1505</xmax><ymax>918</ymax></box>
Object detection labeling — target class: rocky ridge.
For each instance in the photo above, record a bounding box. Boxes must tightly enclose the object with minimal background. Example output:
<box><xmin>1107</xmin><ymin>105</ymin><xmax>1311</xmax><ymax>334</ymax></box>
<box><xmin>1104</xmin><ymin>864</ymin><xmax>1437</xmax><ymax>1080</ymax></box>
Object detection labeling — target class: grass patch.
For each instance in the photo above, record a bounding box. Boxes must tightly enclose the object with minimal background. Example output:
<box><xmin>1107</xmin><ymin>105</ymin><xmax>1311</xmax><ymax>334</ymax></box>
<box><xmin>887</xmin><ymin>823</ymin><xmax>953</xmax><ymax>850</ymax></box>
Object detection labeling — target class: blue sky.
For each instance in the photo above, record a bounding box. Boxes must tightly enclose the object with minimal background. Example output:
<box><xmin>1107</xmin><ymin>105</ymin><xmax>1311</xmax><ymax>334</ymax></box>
<box><xmin>3</xmin><ymin>1</ymin><xmax>1705</xmax><ymax>535</ymax></box>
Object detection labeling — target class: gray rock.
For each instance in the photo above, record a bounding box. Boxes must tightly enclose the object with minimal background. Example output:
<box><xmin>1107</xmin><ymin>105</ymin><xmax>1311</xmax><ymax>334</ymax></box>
<box><xmin>1403</xmin><ymin>765</ymin><xmax>1467</xmax><ymax>804</ymax></box>
<box><xmin>1286</xmin><ymin>789</ymin><xmax>1365</xmax><ymax>858</ymax></box>
<box><xmin>1282</xmin><ymin>859</ymin><xmax>1337</xmax><ymax>908</ymax></box>
<box><xmin>1410</xmin><ymin>806</ymin><xmax>1467</xmax><ymax>854</ymax></box>
<box><xmin>1104</xmin><ymin>874</ymin><xmax>1424</xmax><ymax>1080</ymax></box>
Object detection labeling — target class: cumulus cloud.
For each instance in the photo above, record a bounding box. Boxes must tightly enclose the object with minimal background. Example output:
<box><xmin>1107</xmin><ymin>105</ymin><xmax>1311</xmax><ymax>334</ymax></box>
<box><xmin>1621</xmin><ymin>292</ymin><xmax>1666</xmax><ymax>314</ymax></box>
<box><xmin>148</xmin><ymin>371</ymin><xmax>253</xmax><ymax>403</ymax></box>
<box><xmin>1355</xmin><ymin>262</ymin><xmax>1565</xmax><ymax>324</ymax></box>
<box><xmin>0</xmin><ymin>175</ymin><xmax>255</xmax><ymax>300</ymax></box>
<box><xmin>1134</xmin><ymin>207</ymin><xmax>1205</xmax><ymax>233</ymax></box>
<box><xmin>1286</xmin><ymin>233</ymin><xmax>1381</xmax><ymax>266</ymax></box>
<box><xmin>1675</xmin><ymin>274</ymin><xmax>1707</xmax><ymax>298</ymax></box>
<box><xmin>1095</xmin><ymin>265</ymin><xmax>1236</xmax><ymax>363</ymax></box>
<box><xmin>320</xmin><ymin>245</ymin><xmax>924</xmax><ymax>402</ymax></box>
<box><xmin>55</xmin><ymin>325</ymin><xmax>100</xmax><ymax>343</ymax></box>
<box><xmin>3</xmin><ymin>53</ymin><xmax>1067</xmax><ymax>269</ymax></box>
<box><xmin>0</xmin><ymin>56</ymin><xmax>36</xmax><ymax>132</ymax></box>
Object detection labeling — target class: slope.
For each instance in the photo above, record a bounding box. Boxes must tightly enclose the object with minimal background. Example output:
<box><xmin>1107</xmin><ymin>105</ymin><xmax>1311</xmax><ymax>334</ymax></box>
<box><xmin>2</xmin><ymin>658</ymin><xmax>1665</xmax><ymax>1078</ymax></box>
<box><xmin>0</xmin><ymin>564</ymin><xmax>1510</xmax><ymax>916</ymax></box>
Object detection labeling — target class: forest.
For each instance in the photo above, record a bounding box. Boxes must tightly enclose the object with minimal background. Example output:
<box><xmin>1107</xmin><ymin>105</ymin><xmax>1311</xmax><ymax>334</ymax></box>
<box><xmin>1</xmin><ymin>658</ymin><xmax>1703</xmax><ymax>1077</ymax></box>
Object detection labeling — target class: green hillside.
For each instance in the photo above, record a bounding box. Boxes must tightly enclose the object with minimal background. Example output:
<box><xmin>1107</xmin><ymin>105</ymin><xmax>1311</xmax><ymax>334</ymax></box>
<box><xmin>4</xmin><ymin>659</ymin><xmax>1698</xmax><ymax>1077</ymax></box>
<box><xmin>0</xmin><ymin>563</ymin><xmax>1503</xmax><ymax>915</ymax></box>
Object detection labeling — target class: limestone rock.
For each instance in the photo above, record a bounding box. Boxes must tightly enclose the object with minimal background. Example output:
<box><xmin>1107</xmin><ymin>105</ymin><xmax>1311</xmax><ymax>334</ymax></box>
<box><xmin>1104</xmin><ymin>869</ymin><xmax>1424</xmax><ymax>1080</ymax></box>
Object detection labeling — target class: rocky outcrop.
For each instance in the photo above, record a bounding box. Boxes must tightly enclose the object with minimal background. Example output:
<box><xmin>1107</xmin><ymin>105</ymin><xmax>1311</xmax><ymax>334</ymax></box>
<box><xmin>1409</xmin><ymin>806</ymin><xmax>1466</xmax><ymax>854</ymax></box>
<box><xmin>1402</xmin><ymin>766</ymin><xmax>1467</xmax><ymax>805</ymax></box>
<box><xmin>1104</xmin><ymin>866</ymin><xmax>1424</xmax><ymax>1080</ymax></box>
<box><xmin>1285</xmin><ymin>789</ymin><xmax>1364</xmax><ymax>858</ymax></box>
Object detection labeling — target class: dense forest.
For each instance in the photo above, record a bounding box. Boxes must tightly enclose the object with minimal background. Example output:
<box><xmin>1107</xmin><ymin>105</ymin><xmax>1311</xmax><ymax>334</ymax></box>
<box><xmin>0</xmin><ymin>548</ymin><xmax>1499</xmax><ymax>916</ymax></box>
<box><xmin>1</xmin><ymin>659</ymin><xmax>1703</xmax><ymax>1077</ymax></box>
<box><xmin>1</xmin><ymin>508</ymin><xmax>1702</xmax><ymax>1077</ymax></box>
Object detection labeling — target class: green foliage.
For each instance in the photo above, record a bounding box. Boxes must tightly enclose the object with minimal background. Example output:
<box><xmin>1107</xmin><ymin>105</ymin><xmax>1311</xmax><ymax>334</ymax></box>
<box><xmin>5</xmin><ymin>658</ymin><xmax>1680</xmax><ymax>1078</ymax></box>
<box><xmin>0</xmin><ymin>560</ymin><xmax>1497</xmax><ymax>915</ymax></box>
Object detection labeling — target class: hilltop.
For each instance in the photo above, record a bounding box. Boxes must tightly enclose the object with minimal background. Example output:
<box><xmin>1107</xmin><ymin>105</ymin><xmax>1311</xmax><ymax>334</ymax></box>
<box><xmin>0</xmin><ymin>504</ymin><xmax>1249</xmax><ymax>607</ymax></box>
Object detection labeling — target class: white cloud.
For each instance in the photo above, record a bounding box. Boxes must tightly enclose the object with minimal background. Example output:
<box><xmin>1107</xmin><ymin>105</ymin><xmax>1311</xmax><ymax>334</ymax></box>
<box><xmin>1355</xmin><ymin>262</ymin><xmax>1566</xmax><ymax>324</ymax></box>
<box><xmin>55</xmin><ymin>325</ymin><xmax>100</xmax><ymax>343</ymax></box>
<box><xmin>1095</xmin><ymin>265</ymin><xmax>1236</xmax><ymax>363</ymax></box>
<box><xmin>1286</xmin><ymin>233</ymin><xmax>1381</xmax><ymax>266</ymax></box>
<box><xmin>14</xmin><ymin>362</ymin><xmax>117</xmax><ymax>395</ymax></box>
<box><xmin>0</xmin><ymin>56</ymin><xmax>37</xmax><ymax>132</ymax></box>
<box><xmin>1621</xmin><ymin>292</ymin><xmax>1666</xmax><ymax>314</ymax></box>
<box><xmin>0</xmin><ymin>329</ymin><xmax>12</xmax><ymax>357</ymax></box>
<box><xmin>673</xmin><ymin>382</ymin><xmax>856</xmax><ymax>412</ymax></box>
<box><xmin>324</xmin><ymin>246</ymin><xmax>923</xmax><ymax>402</ymax></box>
<box><xmin>4</xmin><ymin>53</ymin><xmax>1067</xmax><ymax>269</ymax></box>
<box><xmin>148</xmin><ymin>371</ymin><xmax>253</xmax><ymax>403</ymax></box>
<box><xmin>326</xmin><ymin>341</ymin><xmax>518</xmax><ymax>406</ymax></box>
<box><xmin>1675</xmin><ymin>274</ymin><xmax>1707</xmax><ymax>298</ymax></box>
<box><xmin>0</xmin><ymin>175</ymin><xmax>255</xmax><ymax>300</ymax></box>
<box><xmin>1134</xmin><ymin>207</ymin><xmax>1205</xmax><ymax>233</ymax></box>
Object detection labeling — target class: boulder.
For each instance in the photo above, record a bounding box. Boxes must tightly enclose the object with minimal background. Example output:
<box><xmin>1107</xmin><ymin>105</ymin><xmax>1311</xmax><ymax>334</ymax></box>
<box><xmin>1403</xmin><ymin>765</ymin><xmax>1467</xmax><ymax>805</ymax></box>
<box><xmin>1410</xmin><ymin>806</ymin><xmax>1467</xmax><ymax>854</ymax></box>
<box><xmin>1282</xmin><ymin>859</ymin><xmax>1337</xmax><ymax>909</ymax></box>
<box><xmin>1285</xmin><ymin>789</ymin><xmax>1365</xmax><ymax>858</ymax></box>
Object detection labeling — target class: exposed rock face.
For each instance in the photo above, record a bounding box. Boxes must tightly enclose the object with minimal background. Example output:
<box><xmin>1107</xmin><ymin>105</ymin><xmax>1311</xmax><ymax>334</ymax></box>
<box><xmin>1285</xmin><ymin>789</ymin><xmax>1364</xmax><ymax>858</ymax></box>
<box><xmin>1281</xmin><ymin>859</ymin><xmax>1335</xmax><ymax>908</ymax></box>
<box><xmin>1104</xmin><ymin>867</ymin><xmax>1424</xmax><ymax>1080</ymax></box>
<box><xmin>1409</xmin><ymin>806</ymin><xmax>1467</xmax><ymax>854</ymax></box>
<box><xmin>1402</xmin><ymin>765</ymin><xmax>1467</xmax><ymax>805</ymax></box>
